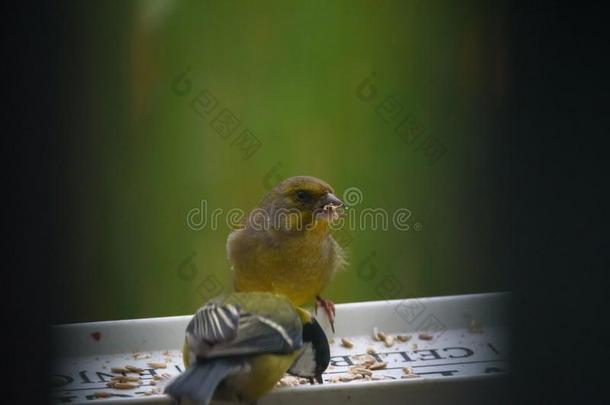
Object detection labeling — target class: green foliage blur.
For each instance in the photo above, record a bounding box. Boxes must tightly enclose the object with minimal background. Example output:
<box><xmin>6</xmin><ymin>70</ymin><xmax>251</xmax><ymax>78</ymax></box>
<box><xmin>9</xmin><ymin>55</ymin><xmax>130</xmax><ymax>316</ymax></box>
<box><xmin>59</xmin><ymin>0</ymin><xmax>508</xmax><ymax>322</ymax></box>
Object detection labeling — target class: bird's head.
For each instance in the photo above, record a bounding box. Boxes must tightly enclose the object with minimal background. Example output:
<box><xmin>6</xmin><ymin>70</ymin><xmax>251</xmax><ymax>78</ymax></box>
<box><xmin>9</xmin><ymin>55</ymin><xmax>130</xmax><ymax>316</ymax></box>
<box><xmin>257</xmin><ymin>176</ymin><xmax>343</xmax><ymax>233</ymax></box>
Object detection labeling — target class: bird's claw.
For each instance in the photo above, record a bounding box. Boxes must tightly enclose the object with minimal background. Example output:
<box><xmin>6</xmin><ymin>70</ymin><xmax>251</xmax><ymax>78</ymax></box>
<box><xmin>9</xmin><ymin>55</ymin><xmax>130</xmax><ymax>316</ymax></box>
<box><xmin>315</xmin><ymin>295</ymin><xmax>336</xmax><ymax>333</ymax></box>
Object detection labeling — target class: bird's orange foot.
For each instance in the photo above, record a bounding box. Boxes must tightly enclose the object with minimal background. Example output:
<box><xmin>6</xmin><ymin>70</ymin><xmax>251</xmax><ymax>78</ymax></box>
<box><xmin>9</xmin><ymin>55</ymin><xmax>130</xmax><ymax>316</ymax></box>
<box><xmin>315</xmin><ymin>295</ymin><xmax>336</xmax><ymax>333</ymax></box>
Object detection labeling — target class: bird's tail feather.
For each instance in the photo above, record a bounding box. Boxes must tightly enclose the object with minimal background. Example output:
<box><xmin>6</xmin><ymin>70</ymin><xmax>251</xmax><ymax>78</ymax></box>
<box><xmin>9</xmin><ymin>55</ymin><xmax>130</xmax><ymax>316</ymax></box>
<box><xmin>165</xmin><ymin>358</ymin><xmax>245</xmax><ymax>405</ymax></box>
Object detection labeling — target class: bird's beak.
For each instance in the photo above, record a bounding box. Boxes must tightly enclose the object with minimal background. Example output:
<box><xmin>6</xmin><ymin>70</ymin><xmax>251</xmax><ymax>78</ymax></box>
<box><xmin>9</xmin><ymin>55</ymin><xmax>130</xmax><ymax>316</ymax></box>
<box><xmin>320</xmin><ymin>193</ymin><xmax>343</xmax><ymax>208</ymax></box>
<box><xmin>314</xmin><ymin>193</ymin><xmax>344</xmax><ymax>222</ymax></box>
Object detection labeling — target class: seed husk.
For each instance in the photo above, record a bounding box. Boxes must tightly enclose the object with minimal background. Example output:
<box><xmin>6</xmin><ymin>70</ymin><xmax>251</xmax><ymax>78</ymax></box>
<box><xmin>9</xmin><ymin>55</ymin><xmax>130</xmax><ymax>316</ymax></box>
<box><xmin>419</xmin><ymin>333</ymin><xmax>433</xmax><ymax>340</ymax></box>
<box><xmin>350</xmin><ymin>366</ymin><xmax>372</xmax><ymax>376</ymax></box>
<box><xmin>125</xmin><ymin>365</ymin><xmax>144</xmax><ymax>373</ymax></box>
<box><xmin>340</xmin><ymin>374</ymin><xmax>363</xmax><ymax>382</ymax></box>
<box><xmin>469</xmin><ymin>319</ymin><xmax>482</xmax><ymax>333</ymax></box>
<box><xmin>372</xmin><ymin>327</ymin><xmax>382</xmax><ymax>341</ymax></box>
<box><xmin>94</xmin><ymin>392</ymin><xmax>113</xmax><ymax>398</ymax></box>
<box><xmin>397</xmin><ymin>334</ymin><xmax>411</xmax><ymax>342</ymax></box>
<box><xmin>341</xmin><ymin>337</ymin><xmax>354</xmax><ymax>348</ymax></box>
<box><xmin>384</xmin><ymin>335</ymin><xmax>395</xmax><ymax>347</ymax></box>
<box><xmin>147</xmin><ymin>362</ymin><xmax>167</xmax><ymax>369</ymax></box>
<box><xmin>402</xmin><ymin>367</ymin><xmax>415</xmax><ymax>374</ymax></box>
<box><xmin>110</xmin><ymin>367</ymin><xmax>129</xmax><ymax>374</ymax></box>
<box><xmin>111</xmin><ymin>376</ymin><xmax>140</xmax><ymax>383</ymax></box>
<box><xmin>369</xmin><ymin>361</ymin><xmax>387</xmax><ymax>370</ymax></box>
<box><xmin>109</xmin><ymin>382</ymin><xmax>138</xmax><ymax>389</ymax></box>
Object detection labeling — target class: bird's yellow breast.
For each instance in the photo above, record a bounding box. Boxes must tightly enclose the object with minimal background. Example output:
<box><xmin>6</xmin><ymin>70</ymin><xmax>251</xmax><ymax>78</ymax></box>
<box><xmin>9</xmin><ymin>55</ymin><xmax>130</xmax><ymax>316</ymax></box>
<box><xmin>230</xmin><ymin>351</ymin><xmax>300</xmax><ymax>402</ymax></box>
<box><xmin>230</xmin><ymin>227</ymin><xmax>341</xmax><ymax>305</ymax></box>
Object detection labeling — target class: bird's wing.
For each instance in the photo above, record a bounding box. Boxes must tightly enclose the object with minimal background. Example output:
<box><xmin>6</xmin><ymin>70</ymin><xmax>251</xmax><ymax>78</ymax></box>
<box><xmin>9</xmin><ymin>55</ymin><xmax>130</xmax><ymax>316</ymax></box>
<box><xmin>186</xmin><ymin>302</ymin><xmax>303</xmax><ymax>359</ymax></box>
<box><xmin>186</xmin><ymin>303</ymin><xmax>241</xmax><ymax>344</ymax></box>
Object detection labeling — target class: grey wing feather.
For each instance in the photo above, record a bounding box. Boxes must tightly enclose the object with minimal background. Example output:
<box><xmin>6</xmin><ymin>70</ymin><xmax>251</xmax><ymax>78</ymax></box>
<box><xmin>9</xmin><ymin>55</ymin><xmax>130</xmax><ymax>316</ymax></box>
<box><xmin>186</xmin><ymin>303</ymin><xmax>241</xmax><ymax>345</ymax></box>
<box><xmin>165</xmin><ymin>357</ymin><xmax>245</xmax><ymax>405</ymax></box>
<box><xmin>206</xmin><ymin>312</ymin><xmax>302</xmax><ymax>357</ymax></box>
<box><xmin>186</xmin><ymin>303</ymin><xmax>302</xmax><ymax>359</ymax></box>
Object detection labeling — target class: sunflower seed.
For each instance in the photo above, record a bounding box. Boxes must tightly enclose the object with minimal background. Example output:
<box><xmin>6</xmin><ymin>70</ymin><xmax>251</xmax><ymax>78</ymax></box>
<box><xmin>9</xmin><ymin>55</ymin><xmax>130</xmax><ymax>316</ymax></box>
<box><xmin>369</xmin><ymin>361</ymin><xmax>387</xmax><ymax>370</ymax></box>
<box><xmin>384</xmin><ymin>335</ymin><xmax>395</xmax><ymax>347</ymax></box>
<box><xmin>341</xmin><ymin>337</ymin><xmax>354</xmax><ymax>348</ymax></box>
<box><xmin>111</xmin><ymin>382</ymin><xmax>138</xmax><ymax>389</ymax></box>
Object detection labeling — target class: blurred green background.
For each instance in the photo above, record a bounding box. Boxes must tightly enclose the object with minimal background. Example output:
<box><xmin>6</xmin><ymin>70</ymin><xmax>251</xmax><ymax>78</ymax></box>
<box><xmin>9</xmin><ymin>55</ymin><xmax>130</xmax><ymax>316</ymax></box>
<box><xmin>59</xmin><ymin>0</ymin><xmax>509</xmax><ymax>322</ymax></box>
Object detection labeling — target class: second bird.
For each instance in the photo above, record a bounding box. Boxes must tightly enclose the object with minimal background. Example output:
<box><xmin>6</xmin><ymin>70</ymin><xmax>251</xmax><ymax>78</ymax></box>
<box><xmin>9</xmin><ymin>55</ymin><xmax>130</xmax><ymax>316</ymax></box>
<box><xmin>227</xmin><ymin>176</ymin><xmax>346</xmax><ymax>330</ymax></box>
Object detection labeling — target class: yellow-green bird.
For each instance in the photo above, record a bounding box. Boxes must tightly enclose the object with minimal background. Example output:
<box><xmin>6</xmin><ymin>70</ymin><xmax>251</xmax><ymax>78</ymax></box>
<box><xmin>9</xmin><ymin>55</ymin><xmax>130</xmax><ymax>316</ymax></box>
<box><xmin>166</xmin><ymin>292</ymin><xmax>330</xmax><ymax>404</ymax></box>
<box><xmin>227</xmin><ymin>176</ymin><xmax>346</xmax><ymax>330</ymax></box>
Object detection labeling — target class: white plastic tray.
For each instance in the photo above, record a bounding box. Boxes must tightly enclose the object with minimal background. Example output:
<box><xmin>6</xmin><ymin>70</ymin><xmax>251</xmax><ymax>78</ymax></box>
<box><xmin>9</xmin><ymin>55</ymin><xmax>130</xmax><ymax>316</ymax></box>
<box><xmin>51</xmin><ymin>293</ymin><xmax>509</xmax><ymax>404</ymax></box>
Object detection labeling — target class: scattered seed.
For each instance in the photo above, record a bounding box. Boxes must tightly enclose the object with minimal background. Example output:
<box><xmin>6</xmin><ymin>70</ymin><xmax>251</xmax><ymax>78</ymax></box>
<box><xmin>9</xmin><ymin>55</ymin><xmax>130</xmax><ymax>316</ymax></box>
<box><xmin>277</xmin><ymin>376</ymin><xmax>301</xmax><ymax>387</ymax></box>
<box><xmin>149</xmin><ymin>380</ymin><xmax>156</xmax><ymax>386</ymax></box>
<box><xmin>402</xmin><ymin>367</ymin><xmax>414</xmax><ymax>375</ymax></box>
<box><xmin>111</xmin><ymin>376</ymin><xmax>140</xmax><ymax>383</ymax></box>
<box><xmin>112</xmin><ymin>382</ymin><xmax>138</xmax><ymax>389</ymax></box>
<box><xmin>366</xmin><ymin>346</ymin><xmax>376</xmax><ymax>355</ymax></box>
<box><xmin>94</xmin><ymin>392</ymin><xmax>113</xmax><ymax>398</ymax></box>
<box><xmin>341</xmin><ymin>337</ymin><xmax>354</xmax><ymax>348</ymax></box>
<box><xmin>369</xmin><ymin>361</ymin><xmax>387</xmax><ymax>370</ymax></box>
<box><xmin>125</xmin><ymin>365</ymin><xmax>144</xmax><ymax>373</ymax></box>
<box><xmin>419</xmin><ymin>333</ymin><xmax>433</xmax><ymax>340</ymax></box>
<box><xmin>412</xmin><ymin>343</ymin><xmax>418</xmax><ymax>350</ymax></box>
<box><xmin>350</xmin><ymin>367</ymin><xmax>372</xmax><ymax>376</ymax></box>
<box><xmin>354</xmin><ymin>354</ymin><xmax>376</xmax><ymax>368</ymax></box>
<box><xmin>372</xmin><ymin>327</ymin><xmax>381</xmax><ymax>341</ymax></box>
<box><xmin>384</xmin><ymin>335</ymin><xmax>395</xmax><ymax>347</ymax></box>
<box><xmin>469</xmin><ymin>319</ymin><xmax>482</xmax><ymax>333</ymax></box>
<box><xmin>397</xmin><ymin>334</ymin><xmax>411</xmax><ymax>342</ymax></box>
<box><xmin>377</xmin><ymin>330</ymin><xmax>387</xmax><ymax>341</ymax></box>
<box><xmin>111</xmin><ymin>367</ymin><xmax>129</xmax><ymax>374</ymax></box>
<box><xmin>147</xmin><ymin>362</ymin><xmax>167</xmax><ymax>369</ymax></box>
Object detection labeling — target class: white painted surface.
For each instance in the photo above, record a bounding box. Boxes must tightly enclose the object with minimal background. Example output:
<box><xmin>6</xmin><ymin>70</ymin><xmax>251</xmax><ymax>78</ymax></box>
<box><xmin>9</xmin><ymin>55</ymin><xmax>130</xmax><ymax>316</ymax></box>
<box><xmin>51</xmin><ymin>293</ymin><xmax>509</xmax><ymax>404</ymax></box>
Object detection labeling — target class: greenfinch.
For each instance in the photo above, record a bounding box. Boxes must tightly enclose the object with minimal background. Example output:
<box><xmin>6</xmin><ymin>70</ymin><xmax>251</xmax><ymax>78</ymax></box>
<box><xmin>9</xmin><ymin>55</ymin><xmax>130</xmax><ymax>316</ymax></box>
<box><xmin>227</xmin><ymin>176</ymin><xmax>346</xmax><ymax>330</ymax></box>
<box><xmin>166</xmin><ymin>292</ymin><xmax>329</xmax><ymax>404</ymax></box>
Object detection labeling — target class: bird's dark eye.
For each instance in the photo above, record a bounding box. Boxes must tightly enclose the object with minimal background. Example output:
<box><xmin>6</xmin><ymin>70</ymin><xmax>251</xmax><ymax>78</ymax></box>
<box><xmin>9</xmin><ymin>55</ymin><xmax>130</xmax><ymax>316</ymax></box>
<box><xmin>295</xmin><ymin>190</ymin><xmax>313</xmax><ymax>202</ymax></box>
